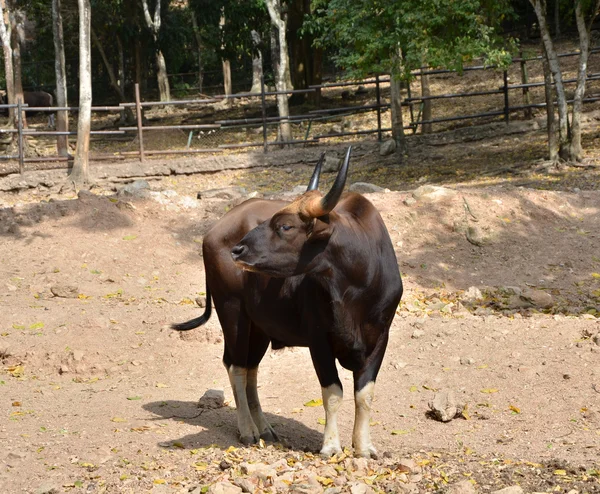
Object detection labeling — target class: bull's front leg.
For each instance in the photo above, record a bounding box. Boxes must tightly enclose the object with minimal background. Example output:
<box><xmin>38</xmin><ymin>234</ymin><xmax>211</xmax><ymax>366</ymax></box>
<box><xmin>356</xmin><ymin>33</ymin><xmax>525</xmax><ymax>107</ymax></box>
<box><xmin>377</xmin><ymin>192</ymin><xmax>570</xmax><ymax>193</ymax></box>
<box><xmin>227</xmin><ymin>365</ymin><xmax>260</xmax><ymax>445</ymax></box>
<box><xmin>352</xmin><ymin>381</ymin><xmax>377</xmax><ymax>458</ymax></box>
<box><xmin>320</xmin><ymin>383</ymin><xmax>343</xmax><ymax>456</ymax></box>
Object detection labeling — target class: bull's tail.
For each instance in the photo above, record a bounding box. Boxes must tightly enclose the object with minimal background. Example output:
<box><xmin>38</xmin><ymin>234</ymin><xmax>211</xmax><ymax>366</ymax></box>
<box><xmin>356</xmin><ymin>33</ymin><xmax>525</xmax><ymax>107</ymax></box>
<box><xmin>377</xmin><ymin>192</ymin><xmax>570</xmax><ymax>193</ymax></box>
<box><xmin>171</xmin><ymin>280</ymin><xmax>212</xmax><ymax>331</ymax></box>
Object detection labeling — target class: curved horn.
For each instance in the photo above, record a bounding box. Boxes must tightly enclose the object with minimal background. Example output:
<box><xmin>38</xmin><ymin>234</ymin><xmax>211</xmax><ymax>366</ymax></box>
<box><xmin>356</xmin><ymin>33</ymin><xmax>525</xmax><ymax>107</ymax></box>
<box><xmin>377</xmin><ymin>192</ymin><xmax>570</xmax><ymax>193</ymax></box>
<box><xmin>318</xmin><ymin>146</ymin><xmax>351</xmax><ymax>215</ymax></box>
<box><xmin>306</xmin><ymin>152</ymin><xmax>325</xmax><ymax>191</ymax></box>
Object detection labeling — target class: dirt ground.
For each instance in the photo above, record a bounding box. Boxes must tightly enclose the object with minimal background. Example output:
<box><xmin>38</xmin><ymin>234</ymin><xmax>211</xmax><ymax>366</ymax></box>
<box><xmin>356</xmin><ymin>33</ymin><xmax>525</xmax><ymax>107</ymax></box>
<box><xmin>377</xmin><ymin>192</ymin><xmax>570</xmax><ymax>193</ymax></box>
<box><xmin>1</xmin><ymin>128</ymin><xmax>600</xmax><ymax>494</ymax></box>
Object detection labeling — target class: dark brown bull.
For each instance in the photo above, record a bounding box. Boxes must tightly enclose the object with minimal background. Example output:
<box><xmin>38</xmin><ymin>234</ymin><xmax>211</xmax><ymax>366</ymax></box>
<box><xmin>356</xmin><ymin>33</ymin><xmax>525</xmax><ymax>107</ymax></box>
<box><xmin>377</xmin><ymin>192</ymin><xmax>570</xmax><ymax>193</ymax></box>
<box><xmin>0</xmin><ymin>91</ymin><xmax>54</xmax><ymax>126</ymax></box>
<box><xmin>173</xmin><ymin>147</ymin><xmax>403</xmax><ymax>457</ymax></box>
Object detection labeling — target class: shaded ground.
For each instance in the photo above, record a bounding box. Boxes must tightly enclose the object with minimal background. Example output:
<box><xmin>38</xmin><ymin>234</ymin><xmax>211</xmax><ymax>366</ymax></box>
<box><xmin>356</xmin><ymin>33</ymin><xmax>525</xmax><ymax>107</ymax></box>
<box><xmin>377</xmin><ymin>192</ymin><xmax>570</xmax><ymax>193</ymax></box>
<box><xmin>1</xmin><ymin>131</ymin><xmax>600</xmax><ymax>493</ymax></box>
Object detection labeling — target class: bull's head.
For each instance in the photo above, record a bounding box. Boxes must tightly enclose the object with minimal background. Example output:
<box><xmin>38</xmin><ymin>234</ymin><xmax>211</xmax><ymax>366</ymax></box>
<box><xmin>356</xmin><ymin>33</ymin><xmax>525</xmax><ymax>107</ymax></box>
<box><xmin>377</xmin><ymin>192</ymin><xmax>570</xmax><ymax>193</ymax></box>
<box><xmin>231</xmin><ymin>147</ymin><xmax>351</xmax><ymax>277</ymax></box>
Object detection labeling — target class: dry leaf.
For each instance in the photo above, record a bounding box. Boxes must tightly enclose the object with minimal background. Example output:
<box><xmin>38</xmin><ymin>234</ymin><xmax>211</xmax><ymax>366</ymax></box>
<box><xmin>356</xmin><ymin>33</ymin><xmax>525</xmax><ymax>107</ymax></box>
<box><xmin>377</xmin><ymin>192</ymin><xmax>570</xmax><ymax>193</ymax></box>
<box><xmin>111</xmin><ymin>417</ymin><xmax>127</xmax><ymax>423</ymax></box>
<box><xmin>480</xmin><ymin>388</ymin><xmax>499</xmax><ymax>394</ymax></box>
<box><xmin>509</xmin><ymin>405</ymin><xmax>521</xmax><ymax>414</ymax></box>
<box><xmin>304</xmin><ymin>399</ymin><xmax>323</xmax><ymax>407</ymax></box>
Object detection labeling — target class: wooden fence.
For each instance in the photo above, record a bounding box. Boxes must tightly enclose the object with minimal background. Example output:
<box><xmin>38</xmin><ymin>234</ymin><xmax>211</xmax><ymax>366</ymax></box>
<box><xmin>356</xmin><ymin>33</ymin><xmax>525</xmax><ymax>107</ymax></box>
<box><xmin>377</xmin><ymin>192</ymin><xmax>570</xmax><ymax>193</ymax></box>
<box><xmin>1</xmin><ymin>47</ymin><xmax>600</xmax><ymax>175</ymax></box>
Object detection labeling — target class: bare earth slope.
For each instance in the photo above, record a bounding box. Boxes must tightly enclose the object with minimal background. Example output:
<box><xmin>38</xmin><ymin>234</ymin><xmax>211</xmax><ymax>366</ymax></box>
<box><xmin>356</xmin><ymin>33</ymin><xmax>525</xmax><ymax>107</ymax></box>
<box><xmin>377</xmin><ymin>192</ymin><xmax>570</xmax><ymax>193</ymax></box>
<box><xmin>1</xmin><ymin>173</ymin><xmax>599</xmax><ymax>493</ymax></box>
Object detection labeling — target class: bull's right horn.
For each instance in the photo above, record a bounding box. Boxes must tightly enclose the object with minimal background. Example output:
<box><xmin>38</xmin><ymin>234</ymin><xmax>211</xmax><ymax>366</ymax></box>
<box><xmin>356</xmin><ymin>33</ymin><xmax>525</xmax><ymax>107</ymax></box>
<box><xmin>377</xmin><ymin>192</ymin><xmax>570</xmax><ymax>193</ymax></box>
<box><xmin>306</xmin><ymin>152</ymin><xmax>326</xmax><ymax>191</ymax></box>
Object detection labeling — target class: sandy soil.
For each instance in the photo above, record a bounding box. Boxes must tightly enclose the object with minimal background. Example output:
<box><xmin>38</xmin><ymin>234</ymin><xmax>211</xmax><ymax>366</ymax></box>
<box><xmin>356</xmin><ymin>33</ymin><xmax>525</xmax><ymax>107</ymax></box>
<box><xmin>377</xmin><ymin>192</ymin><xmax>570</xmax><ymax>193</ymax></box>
<box><xmin>1</xmin><ymin>151</ymin><xmax>599</xmax><ymax>494</ymax></box>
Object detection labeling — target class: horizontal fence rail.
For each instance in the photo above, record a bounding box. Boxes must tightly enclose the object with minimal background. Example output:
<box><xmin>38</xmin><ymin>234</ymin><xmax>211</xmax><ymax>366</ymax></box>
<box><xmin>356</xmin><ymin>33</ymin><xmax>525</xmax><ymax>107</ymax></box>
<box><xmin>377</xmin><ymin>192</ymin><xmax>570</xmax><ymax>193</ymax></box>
<box><xmin>2</xmin><ymin>46</ymin><xmax>600</xmax><ymax>174</ymax></box>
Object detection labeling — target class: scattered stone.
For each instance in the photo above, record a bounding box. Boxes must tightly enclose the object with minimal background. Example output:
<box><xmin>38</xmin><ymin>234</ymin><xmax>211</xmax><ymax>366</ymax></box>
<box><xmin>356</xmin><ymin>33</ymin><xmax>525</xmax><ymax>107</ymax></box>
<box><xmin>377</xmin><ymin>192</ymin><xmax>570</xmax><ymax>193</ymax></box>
<box><xmin>50</xmin><ymin>284</ymin><xmax>79</xmax><ymax>298</ymax></box>
<box><xmin>195</xmin><ymin>296</ymin><xmax>207</xmax><ymax>308</ymax></box>
<box><xmin>593</xmin><ymin>334</ymin><xmax>600</xmax><ymax>346</ymax></box>
<box><xmin>460</xmin><ymin>357</ymin><xmax>474</xmax><ymax>365</ymax></box>
<box><xmin>403</xmin><ymin>196</ymin><xmax>416</xmax><ymax>206</ymax></box>
<box><xmin>207</xmin><ymin>481</ymin><xmax>242</xmax><ymax>494</ymax></box>
<box><xmin>240</xmin><ymin>462</ymin><xmax>277</xmax><ymax>481</ymax></box>
<box><xmin>197</xmin><ymin>389</ymin><xmax>225</xmax><ymax>409</ymax></box>
<box><xmin>447</xmin><ymin>479</ymin><xmax>477</xmax><ymax>494</ymax></box>
<box><xmin>463</xmin><ymin>286</ymin><xmax>483</xmax><ymax>302</ymax></box>
<box><xmin>349</xmin><ymin>182</ymin><xmax>385</xmax><ymax>194</ymax></box>
<box><xmin>34</xmin><ymin>485</ymin><xmax>59</xmax><ymax>494</ymax></box>
<box><xmin>233</xmin><ymin>478</ymin><xmax>257</xmax><ymax>493</ymax></box>
<box><xmin>198</xmin><ymin>187</ymin><xmax>247</xmax><ymax>200</ymax></box>
<box><xmin>520</xmin><ymin>288</ymin><xmax>553</xmax><ymax>309</ymax></box>
<box><xmin>412</xmin><ymin>185</ymin><xmax>457</xmax><ymax>203</ymax></box>
<box><xmin>379</xmin><ymin>139</ymin><xmax>396</xmax><ymax>156</ymax></box>
<box><xmin>291</xmin><ymin>185</ymin><xmax>308</xmax><ymax>195</ymax></box>
<box><xmin>396</xmin><ymin>458</ymin><xmax>419</xmax><ymax>474</ymax></box>
<box><xmin>118</xmin><ymin>180</ymin><xmax>150</xmax><ymax>197</ymax></box>
<box><xmin>466</xmin><ymin>225</ymin><xmax>488</xmax><ymax>246</ymax></box>
<box><xmin>329</xmin><ymin>123</ymin><xmax>343</xmax><ymax>134</ymax></box>
<box><xmin>220</xmin><ymin>460</ymin><xmax>232</xmax><ymax>470</ymax></box>
<box><xmin>491</xmin><ymin>486</ymin><xmax>524</xmax><ymax>494</ymax></box>
<box><xmin>323</xmin><ymin>155</ymin><xmax>342</xmax><ymax>173</ymax></box>
<box><xmin>428</xmin><ymin>389</ymin><xmax>464</xmax><ymax>422</ymax></box>
<box><xmin>349</xmin><ymin>482</ymin><xmax>374</xmax><ymax>494</ymax></box>
<box><xmin>411</xmin><ymin>329</ymin><xmax>425</xmax><ymax>339</ymax></box>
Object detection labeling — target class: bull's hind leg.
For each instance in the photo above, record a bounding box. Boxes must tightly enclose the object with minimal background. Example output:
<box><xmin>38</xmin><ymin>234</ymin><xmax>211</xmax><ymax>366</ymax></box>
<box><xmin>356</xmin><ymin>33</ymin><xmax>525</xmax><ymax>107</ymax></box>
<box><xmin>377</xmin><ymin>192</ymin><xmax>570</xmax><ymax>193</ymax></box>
<box><xmin>352</xmin><ymin>333</ymin><xmax>389</xmax><ymax>458</ymax></box>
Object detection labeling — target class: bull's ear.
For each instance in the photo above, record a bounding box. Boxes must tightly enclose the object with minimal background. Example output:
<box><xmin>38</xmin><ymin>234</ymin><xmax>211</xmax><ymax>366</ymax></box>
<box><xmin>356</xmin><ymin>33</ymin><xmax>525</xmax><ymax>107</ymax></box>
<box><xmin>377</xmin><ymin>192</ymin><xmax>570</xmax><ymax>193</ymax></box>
<box><xmin>307</xmin><ymin>216</ymin><xmax>332</xmax><ymax>241</ymax></box>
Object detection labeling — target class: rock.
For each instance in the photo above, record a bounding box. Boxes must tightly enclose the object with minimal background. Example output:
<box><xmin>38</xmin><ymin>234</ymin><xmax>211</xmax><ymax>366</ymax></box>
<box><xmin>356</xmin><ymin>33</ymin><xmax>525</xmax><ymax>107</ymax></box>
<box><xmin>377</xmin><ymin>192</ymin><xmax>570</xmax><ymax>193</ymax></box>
<box><xmin>240</xmin><ymin>462</ymin><xmax>277</xmax><ymax>481</ymax></box>
<box><xmin>195</xmin><ymin>296</ymin><xmax>207</xmax><ymax>308</ymax></box>
<box><xmin>463</xmin><ymin>286</ymin><xmax>483</xmax><ymax>302</ymax></box>
<box><xmin>34</xmin><ymin>485</ymin><xmax>60</xmax><ymax>494</ymax></box>
<box><xmin>491</xmin><ymin>487</ymin><xmax>524</xmax><ymax>494</ymax></box>
<box><xmin>118</xmin><ymin>180</ymin><xmax>150</xmax><ymax>197</ymax></box>
<box><xmin>291</xmin><ymin>185</ymin><xmax>308</xmax><ymax>195</ymax></box>
<box><xmin>460</xmin><ymin>357</ymin><xmax>474</xmax><ymax>365</ymax></box>
<box><xmin>50</xmin><ymin>284</ymin><xmax>79</xmax><ymax>298</ymax></box>
<box><xmin>593</xmin><ymin>334</ymin><xmax>600</xmax><ymax>346</ymax></box>
<box><xmin>428</xmin><ymin>389</ymin><xmax>464</xmax><ymax>422</ymax></box>
<box><xmin>520</xmin><ymin>288</ymin><xmax>553</xmax><ymax>309</ymax></box>
<box><xmin>466</xmin><ymin>225</ymin><xmax>488</xmax><ymax>246</ymax></box>
<box><xmin>396</xmin><ymin>458</ymin><xmax>419</xmax><ymax>474</ymax></box>
<box><xmin>233</xmin><ymin>478</ymin><xmax>257</xmax><ymax>493</ymax></box>
<box><xmin>198</xmin><ymin>389</ymin><xmax>225</xmax><ymax>409</ymax></box>
<box><xmin>403</xmin><ymin>197</ymin><xmax>416</xmax><ymax>206</ymax></box>
<box><xmin>349</xmin><ymin>182</ymin><xmax>385</xmax><ymax>194</ymax></box>
<box><xmin>447</xmin><ymin>479</ymin><xmax>477</xmax><ymax>494</ymax></box>
<box><xmin>349</xmin><ymin>483</ymin><xmax>374</xmax><ymax>494</ymax></box>
<box><xmin>379</xmin><ymin>139</ymin><xmax>396</xmax><ymax>156</ymax></box>
<box><xmin>329</xmin><ymin>124</ymin><xmax>343</xmax><ymax>134</ymax></box>
<box><xmin>198</xmin><ymin>187</ymin><xmax>247</xmax><ymax>200</ymax></box>
<box><xmin>412</xmin><ymin>185</ymin><xmax>457</xmax><ymax>203</ymax></box>
<box><xmin>323</xmin><ymin>155</ymin><xmax>342</xmax><ymax>173</ymax></box>
<box><xmin>411</xmin><ymin>329</ymin><xmax>425</xmax><ymax>339</ymax></box>
<box><xmin>207</xmin><ymin>482</ymin><xmax>243</xmax><ymax>494</ymax></box>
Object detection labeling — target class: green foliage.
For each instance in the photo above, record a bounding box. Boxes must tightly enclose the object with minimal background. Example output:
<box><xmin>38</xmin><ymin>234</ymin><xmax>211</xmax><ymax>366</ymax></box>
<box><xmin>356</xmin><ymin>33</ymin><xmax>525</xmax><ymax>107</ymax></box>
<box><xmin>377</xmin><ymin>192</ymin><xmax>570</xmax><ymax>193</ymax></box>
<box><xmin>307</xmin><ymin>0</ymin><xmax>515</xmax><ymax>79</ymax></box>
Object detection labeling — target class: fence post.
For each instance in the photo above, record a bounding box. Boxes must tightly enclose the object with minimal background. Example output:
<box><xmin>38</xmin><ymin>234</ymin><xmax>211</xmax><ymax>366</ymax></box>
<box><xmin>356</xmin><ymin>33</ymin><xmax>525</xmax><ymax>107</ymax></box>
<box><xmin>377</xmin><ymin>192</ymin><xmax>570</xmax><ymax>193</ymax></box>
<box><xmin>375</xmin><ymin>75</ymin><xmax>382</xmax><ymax>142</ymax></box>
<box><xmin>17</xmin><ymin>98</ymin><xmax>24</xmax><ymax>175</ymax></box>
<box><xmin>519</xmin><ymin>52</ymin><xmax>532</xmax><ymax>119</ymax></box>
<box><xmin>135</xmin><ymin>83</ymin><xmax>145</xmax><ymax>162</ymax></box>
<box><xmin>503</xmin><ymin>70</ymin><xmax>510</xmax><ymax>124</ymax></box>
<box><xmin>260</xmin><ymin>75</ymin><xmax>268</xmax><ymax>153</ymax></box>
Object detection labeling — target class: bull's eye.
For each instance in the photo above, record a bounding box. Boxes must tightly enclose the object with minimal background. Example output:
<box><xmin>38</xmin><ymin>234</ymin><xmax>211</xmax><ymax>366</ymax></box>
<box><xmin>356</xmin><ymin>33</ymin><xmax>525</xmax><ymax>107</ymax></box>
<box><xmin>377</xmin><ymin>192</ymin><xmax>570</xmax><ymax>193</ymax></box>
<box><xmin>279</xmin><ymin>224</ymin><xmax>293</xmax><ymax>232</ymax></box>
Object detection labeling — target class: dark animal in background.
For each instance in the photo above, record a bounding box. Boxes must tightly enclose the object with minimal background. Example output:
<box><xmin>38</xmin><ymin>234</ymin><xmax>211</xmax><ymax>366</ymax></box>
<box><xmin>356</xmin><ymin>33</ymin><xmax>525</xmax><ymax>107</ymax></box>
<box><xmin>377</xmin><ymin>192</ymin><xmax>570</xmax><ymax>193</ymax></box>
<box><xmin>173</xmin><ymin>147</ymin><xmax>403</xmax><ymax>457</ymax></box>
<box><xmin>0</xmin><ymin>90</ymin><xmax>55</xmax><ymax>127</ymax></box>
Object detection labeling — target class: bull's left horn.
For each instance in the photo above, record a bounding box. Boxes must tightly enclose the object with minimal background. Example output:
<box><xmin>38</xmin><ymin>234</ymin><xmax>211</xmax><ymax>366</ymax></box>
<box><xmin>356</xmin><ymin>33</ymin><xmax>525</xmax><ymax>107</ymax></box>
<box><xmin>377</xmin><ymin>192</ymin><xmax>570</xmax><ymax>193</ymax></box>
<box><xmin>317</xmin><ymin>146</ymin><xmax>351</xmax><ymax>215</ymax></box>
<box><xmin>307</xmin><ymin>152</ymin><xmax>326</xmax><ymax>191</ymax></box>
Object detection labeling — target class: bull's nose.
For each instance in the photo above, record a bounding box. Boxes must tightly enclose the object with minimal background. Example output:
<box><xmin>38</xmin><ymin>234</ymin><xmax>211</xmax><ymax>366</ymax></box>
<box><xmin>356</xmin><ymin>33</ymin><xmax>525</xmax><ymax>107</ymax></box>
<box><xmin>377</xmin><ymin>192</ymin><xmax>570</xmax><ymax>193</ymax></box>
<box><xmin>231</xmin><ymin>244</ymin><xmax>248</xmax><ymax>260</ymax></box>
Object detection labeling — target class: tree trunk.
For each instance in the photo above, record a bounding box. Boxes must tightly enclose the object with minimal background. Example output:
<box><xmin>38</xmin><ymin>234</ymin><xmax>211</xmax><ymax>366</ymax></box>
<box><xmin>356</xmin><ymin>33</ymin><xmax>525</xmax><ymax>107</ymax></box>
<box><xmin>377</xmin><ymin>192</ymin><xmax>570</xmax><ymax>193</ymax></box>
<box><xmin>141</xmin><ymin>0</ymin><xmax>171</xmax><ymax>103</ymax></box>
<box><xmin>250</xmin><ymin>30</ymin><xmax>263</xmax><ymax>94</ymax></box>
<box><xmin>190</xmin><ymin>11</ymin><xmax>204</xmax><ymax>94</ymax></box>
<box><xmin>91</xmin><ymin>28</ymin><xmax>135</xmax><ymax>124</ymax></box>
<box><xmin>155</xmin><ymin>49</ymin><xmax>170</xmax><ymax>102</ymax></box>
<box><xmin>530</xmin><ymin>0</ymin><xmax>569</xmax><ymax>160</ymax></box>
<box><xmin>52</xmin><ymin>0</ymin><xmax>69</xmax><ymax>156</ymax></box>
<box><xmin>570</xmin><ymin>0</ymin><xmax>600</xmax><ymax>162</ymax></box>
<box><xmin>222</xmin><ymin>59</ymin><xmax>232</xmax><ymax>104</ymax></box>
<box><xmin>390</xmin><ymin>72</ymin><xmax>406</xmax><ymax>156</ymax></box>
<box><xmin>420</xmin><ymin>67</ymin><xmax>432</xmax><ymax>134</ymax></box>
<box><xmin>265</xmin><ymin>0</ymin><xmax>292</xmax><ymax>143</ymax></box>
<box><xmin>10</xmin><ymin>7</ymin><xmax>26</xmax><ymax>129</ymax></box>
<box><xmin>554</xmin><ymin>0</ymin><xmax>560</xmax><ymax>36</ymax></box>
<box><xmin>0</xmin><ymin>0</ymin><xmax>15</xmax><ymax>126</ymax></box>
<box><xmin>541</xmin><ymin>43</ymin><xmax>558</xmax><ymax>161</ymax></box>
<box><xmin>70</xmin><ymin>0</ymin><xmax>91</xmax><ymax>187</ymax></box>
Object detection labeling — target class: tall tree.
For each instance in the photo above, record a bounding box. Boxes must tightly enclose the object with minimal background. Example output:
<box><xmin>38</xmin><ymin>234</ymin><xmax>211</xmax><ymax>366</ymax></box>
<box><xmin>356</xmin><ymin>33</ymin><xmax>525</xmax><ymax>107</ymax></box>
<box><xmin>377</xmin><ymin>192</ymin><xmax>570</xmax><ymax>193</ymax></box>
<box><xmin>52</xmin><ymin>0</ymin><xmax>69</xmax><ymax>156</ymax></box>
<box><xmin>310</xmin><ymin>0</ymin><xmax>513</xmax><ymax>153</ymax></box>
<box><xmin>265</xmin><ymin>0</ymin><xmax>292</xmax><ymax>143</ymax></box>
<box><xmin>9</xmin><ymin>3</ymin><xmax>26</xmax><ymax>128</ymax></box>
<box><xmin>141</xmin><ymin>0</ymin><xmax>171</xmax><ymax>102</ymax></box>
<box><xmin>529</xmin><ymin>0</ymin><xmax>600</xmax><ymax>162</ymax></box>
<box><xmin>0</xmin><ymin>0</ymin><xmax>15</xmax><ymax>126</ymax></box>
<box><xmin>70</xmin><ymin>0</ymin><xmax>91</xmax><ymax>187</ymax></box>
<box><xmin>190</xmin><ymin>10</ymin><xmax>204</xmax><ymax>93</ymax></box>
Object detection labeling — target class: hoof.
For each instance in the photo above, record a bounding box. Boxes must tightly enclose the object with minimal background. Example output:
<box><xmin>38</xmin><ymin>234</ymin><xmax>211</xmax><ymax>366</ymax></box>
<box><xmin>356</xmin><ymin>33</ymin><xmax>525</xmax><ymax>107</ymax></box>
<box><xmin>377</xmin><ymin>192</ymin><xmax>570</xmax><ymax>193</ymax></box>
<box><xmin>239</xmin><ymin>433</ymin><xmax>259</xmax><ymax>445</ymax></box>
<box><xmin>355</xmin><ymin>446</ymin><xmax>378</xmax><ymax>459</ymax></box>
<box><xmin>320</xmin><ymin>445</ymin><xmax>343</xmax><ymax>457</ymax></box>
<box><xmin>260</xmin><ymin>428</ymin><xmax>279</xmax><ymax>443</ymax></box>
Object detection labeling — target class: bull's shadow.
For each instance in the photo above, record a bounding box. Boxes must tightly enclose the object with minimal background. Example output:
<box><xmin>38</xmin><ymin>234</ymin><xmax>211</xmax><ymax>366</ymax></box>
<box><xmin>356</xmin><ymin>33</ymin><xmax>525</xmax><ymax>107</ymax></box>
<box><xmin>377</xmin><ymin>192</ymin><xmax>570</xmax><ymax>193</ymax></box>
<box><xmin>143</xmin><ymin>399</ymin><xmax>323</xmax><ymax>452</ymax></box>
